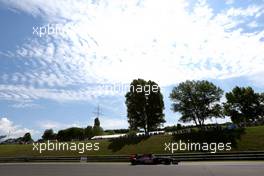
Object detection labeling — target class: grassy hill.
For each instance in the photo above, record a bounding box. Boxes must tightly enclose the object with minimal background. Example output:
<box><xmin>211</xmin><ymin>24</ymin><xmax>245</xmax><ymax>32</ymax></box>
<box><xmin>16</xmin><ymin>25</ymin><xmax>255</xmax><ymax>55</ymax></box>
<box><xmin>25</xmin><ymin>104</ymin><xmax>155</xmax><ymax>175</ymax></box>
<box><xmin>0</xmin><ymin>126</ymin><xmax>263</xmax><ymax>157</ymax></box>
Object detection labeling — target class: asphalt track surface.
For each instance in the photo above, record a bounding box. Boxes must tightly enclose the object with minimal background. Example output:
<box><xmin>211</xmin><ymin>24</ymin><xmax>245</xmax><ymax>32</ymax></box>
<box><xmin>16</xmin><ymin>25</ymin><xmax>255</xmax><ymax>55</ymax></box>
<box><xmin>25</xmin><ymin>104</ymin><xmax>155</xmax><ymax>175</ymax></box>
<box><xmin>0</xmin><ymin>162</ymin><xmax>263</xmax><ymax>176</ymax></box>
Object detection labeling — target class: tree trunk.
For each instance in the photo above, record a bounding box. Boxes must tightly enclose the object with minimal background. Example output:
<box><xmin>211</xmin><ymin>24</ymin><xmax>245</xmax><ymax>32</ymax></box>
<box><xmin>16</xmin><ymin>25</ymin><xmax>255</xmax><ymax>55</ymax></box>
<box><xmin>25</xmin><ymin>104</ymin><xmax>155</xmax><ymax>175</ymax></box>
<box><xmin>143</xmin><ymin>106</ymin><xmax>148</xmax><ymax>135</ymax></box>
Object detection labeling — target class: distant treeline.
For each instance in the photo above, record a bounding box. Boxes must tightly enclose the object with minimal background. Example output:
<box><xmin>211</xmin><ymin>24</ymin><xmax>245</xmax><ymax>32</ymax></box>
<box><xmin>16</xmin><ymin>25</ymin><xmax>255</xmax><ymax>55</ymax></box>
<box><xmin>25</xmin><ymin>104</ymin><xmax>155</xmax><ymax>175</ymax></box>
<box><xmin>104</xmin><ymin>129</ymin><xmax>129</xmax><ymax>134</ymax></box>
<box><xmin>41</xmin><ymin>118</ymin><xmax>103</xmax><ymax>142</ymax></box>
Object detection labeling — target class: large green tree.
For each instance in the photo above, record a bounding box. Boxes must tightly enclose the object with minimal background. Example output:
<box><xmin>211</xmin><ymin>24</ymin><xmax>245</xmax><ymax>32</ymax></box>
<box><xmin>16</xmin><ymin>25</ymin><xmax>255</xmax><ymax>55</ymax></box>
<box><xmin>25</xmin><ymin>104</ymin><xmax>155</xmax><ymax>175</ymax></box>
<box><xmin>170</xmin><ymin>80</ymin><xmax>223</xmax><ymax>129</ymax></box>
<box><xmin>22</xmin><ymin>132</ymin><xmax>33</xmax><ymax>143</ymax></box>
<box><xmin>224</xmin><ymin>86</ymin><xmax>261</xmax><ymax>126</ymax></box>
<box><xmin>57</xmin><ymin>127</ymin><xmax>85</xmax><ymax>141</ymax></box>
<box><xmin>94</xmin><ymin>117</ymin><xmax>100</xmax><ymax>127</ymax></box>
<box><xmin>259</xmin><ymin>93</ymin><xmax>264</xmax><ymax>119</ymax></box>
<box><xmin>42</xmin><ymin>129</ymin><xmax>56</xmax><ymax>140</ymax></box>
<box><xmin>93</xmin><ymin>118</ymin><xmax>103</xmax><ymax>136</ymax></box>
<box><xmin>125</xmin><ymin>79</ymin><xmax>165</xmax><ymax>133</ymax></box>
<box><xmin>84</xmin><ymin>126</ymin><xmax>94</xmax><ymax>139</ymax></box>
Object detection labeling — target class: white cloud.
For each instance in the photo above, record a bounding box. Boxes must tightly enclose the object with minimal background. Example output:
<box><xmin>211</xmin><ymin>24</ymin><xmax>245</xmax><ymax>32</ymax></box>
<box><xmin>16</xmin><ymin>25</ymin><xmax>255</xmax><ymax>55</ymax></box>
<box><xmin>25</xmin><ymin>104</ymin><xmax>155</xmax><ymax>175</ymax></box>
<box><xmin>38</xmin><ymin>120</ymin><xmax>82</xmax><ymax>130</ymax></box>
<box><xmin>225</xmin><ymin>0</ymin><xmax>234</xmax><ymax>5</ymax></box>
<box><xmin>88</xmin><ymin>116</ymin><xmax>128</xmax><ymax>130</ymax></box>
<box><xmin>39</xmin><ymin>116</ymin><xmax>128</xmax><ymax>131</ymax></box>
<box><xmin>0</xmin><ymin>0</ymin><xmax>264</xmax><ymax>102</ymax></box>
<box><xmin>224</xmin><ymin>5</ymin><xmax>263</xmax><ymax>17</ymax></box>
<box><xmin>248</xmin><ymin>21</ymin><xmax>259</xmax><ymax>28</ymax></box>
<box><xmin>0</xmin><ymin>84</ymin><xmax>130</xmax><ymax>102</ymax></box>
<box><xmin>247</xmin><ymin>71</ymin><xmax>264</xmax><ymax>88</ymax></box>
<box><xmin>0</xmin><ymin>117</ymin><xmax>35</xmax><ymax>140</ymax></box>
<box><xmin>10</xmin><ymin>101</ymin><xmax>41</xmax><ymax>109</ymax></box>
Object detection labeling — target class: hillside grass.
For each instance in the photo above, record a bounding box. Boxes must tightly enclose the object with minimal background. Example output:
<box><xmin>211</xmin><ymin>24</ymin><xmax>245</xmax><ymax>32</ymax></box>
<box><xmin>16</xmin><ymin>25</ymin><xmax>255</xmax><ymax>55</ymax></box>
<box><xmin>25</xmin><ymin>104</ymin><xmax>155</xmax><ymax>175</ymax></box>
<box><xmin>0</xmin><ymin>126</ymin><xmax>263</xmax><ymax>157</ymax></box>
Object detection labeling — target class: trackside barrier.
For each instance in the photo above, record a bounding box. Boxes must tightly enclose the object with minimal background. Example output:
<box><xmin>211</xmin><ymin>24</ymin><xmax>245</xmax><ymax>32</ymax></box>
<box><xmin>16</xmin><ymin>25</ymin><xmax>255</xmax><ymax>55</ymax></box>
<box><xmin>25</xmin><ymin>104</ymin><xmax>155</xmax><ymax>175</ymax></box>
<box><xmin>0</xmin><ymin>151</ymin><xmax>264</xmax><ymax>163</ymax></box>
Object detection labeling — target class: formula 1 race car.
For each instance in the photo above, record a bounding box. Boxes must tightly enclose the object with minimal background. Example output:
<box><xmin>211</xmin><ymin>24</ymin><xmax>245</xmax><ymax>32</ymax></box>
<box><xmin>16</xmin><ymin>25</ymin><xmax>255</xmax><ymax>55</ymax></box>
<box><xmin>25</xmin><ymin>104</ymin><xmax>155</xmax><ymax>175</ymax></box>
<box><xmin>130</xmin><ymin>154</ymin><xmax>179</xmax><ymax>165</ymax></box>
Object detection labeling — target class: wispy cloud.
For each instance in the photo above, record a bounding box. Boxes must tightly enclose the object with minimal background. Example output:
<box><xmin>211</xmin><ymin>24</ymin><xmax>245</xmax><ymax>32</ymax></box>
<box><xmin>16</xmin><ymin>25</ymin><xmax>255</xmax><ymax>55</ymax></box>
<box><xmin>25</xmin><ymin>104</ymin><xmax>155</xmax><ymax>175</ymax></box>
<box><xmin>0</xmin><ymin>0</ymin><xmax>264</xmax><ymax>104</ymax></box>
<box><xmin>248</xmin><ymin>21</ymin><xmax>259</xmax><ymax>28</ymax></box>
<box><xmin>37</xmin><ymin>120</ymin><xmax>83</xmax><ymax>130</ymax></box>
<box><xmin>247</xmin><ymin>71</ymin><xmax>264</xmax><ymax>88</ymax></box>
<box><xmin>9</xmin><ymin>99</ymin><xmax>41</xmax><ymax>109</ymax></box>
<box><xmin>38</xmin><ymin>116</ymin><xmax>128</xmax><ymax>130</ymax></box>
<box><xmin>225</xmin><ymin>0</ymin><xmax>234</xmax><ymax>5</ymax></box>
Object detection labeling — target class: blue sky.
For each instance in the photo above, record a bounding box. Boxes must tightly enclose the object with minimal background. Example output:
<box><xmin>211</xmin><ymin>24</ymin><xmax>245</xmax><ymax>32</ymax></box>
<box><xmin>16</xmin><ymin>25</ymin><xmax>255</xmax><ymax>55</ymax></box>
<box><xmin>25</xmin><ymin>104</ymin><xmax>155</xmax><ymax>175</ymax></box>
<box><xmin>0</xmin><ymin>0</ymin><xmax>264</xmax><ymax>140</ymax></box>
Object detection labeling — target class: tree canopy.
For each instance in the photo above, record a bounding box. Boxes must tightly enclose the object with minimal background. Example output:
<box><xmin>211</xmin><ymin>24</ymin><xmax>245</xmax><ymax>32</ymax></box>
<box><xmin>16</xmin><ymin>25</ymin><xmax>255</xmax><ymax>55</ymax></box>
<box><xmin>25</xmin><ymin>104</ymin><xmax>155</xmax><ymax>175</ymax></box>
<box><xmin>42</xmin><ymin>129</ymin><xmax>56</xmax><ymax>140</ymax></box>
<box><xmin>22</xmin><ymin>132</ymin><xmax>33</xmax><ymax>143</ymax></box>
<box><xmin>170</xmin><ymin>80</ymin><xmax>223</xmax><ymax>129</ymax></box>
<box><xmin>224</xmin><ymin>86</ymin><xmax>262</xmax><ymax>126</ymax></box>
<box><xmin>84</xmin><ymin>126</ymin><xmax>94</xmax><ymax>139</ymax></box>
<box><xmin>57</xmin><ymin>127</ymin><xmax>85</xmax><ymax>141</ymax></box>
<box><xmin>259</xmin><ymin>93</ymin><xmax>264</xmax><ymax>119</ymax></box>
<box><xmin>94</xmin><ymin>117</ymin><xmax>100</xmax><ymax>127</ymax></box>
<box><xmin>125</xmin><ymin>78</ymin><xmax>165</xmax><ymax>133</ymax></box>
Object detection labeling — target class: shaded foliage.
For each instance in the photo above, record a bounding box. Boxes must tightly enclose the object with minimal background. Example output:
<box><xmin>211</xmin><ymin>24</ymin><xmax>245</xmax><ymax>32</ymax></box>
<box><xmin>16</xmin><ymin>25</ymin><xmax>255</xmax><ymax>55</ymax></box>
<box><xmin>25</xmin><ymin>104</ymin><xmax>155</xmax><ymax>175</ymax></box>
<box><xmin>172</xmin><ymin>128</ymin><xmax>245</xmax><ymax>149</ymax></box>
<box><xmin>224</xmin><ymin>86</ymin><xmax>263</xmax><ymax>126</ymax></box>
<box><xmin>84</xmin><ymin>126</ymin><xmax>94</xmax><ymax>139</ymax></box>
<box><xmin>104</xmin><ymin>129</ymin><xmax>129</xmax><ymax>134</ymax></box>
<box><xmin>22</xmin><ymin>132</ymin><xmax>33</xmax><ymax>143</ymax></box>
<box><xmin>93</xmin><ymin>126</ymin><xmax>104</xmax><ymax>136</ymax></box>
<box><xmin>42</xmin><ymin>129</ymin><xmax>56</xmax><ymax>140</ymax></box>
<box><xmin>57</xmin><ymin>127</ymin><xmax>85</xmax><ymax>141</ymax></box>
<box><xmin>125</xmin><ymin>79</ymin><xmax>165</xmax><ymax>133</ymax></box>
<box><xmin>94</xmin><ymin>117</ymin><xmax>100</xmax><ymax>127</ymax></box>
<box><xmin>108</xmin><ymin>134</ymin><xmax>150</xmax><ymax>152</ymax></box>
<box><xmin>164</xmin><ymin>124</ymin><xmax>183</xmax><ymax>132</ymax></box>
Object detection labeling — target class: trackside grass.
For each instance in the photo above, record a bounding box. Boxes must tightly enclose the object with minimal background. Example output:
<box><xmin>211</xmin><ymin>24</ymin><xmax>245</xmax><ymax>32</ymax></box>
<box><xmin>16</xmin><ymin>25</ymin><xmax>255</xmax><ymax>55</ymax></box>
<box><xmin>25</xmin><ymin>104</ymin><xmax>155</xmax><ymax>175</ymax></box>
<box><xmin>0</xmin><ymin>126</ymin><xmax>263</xmax><ymax>157</ymax></box>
